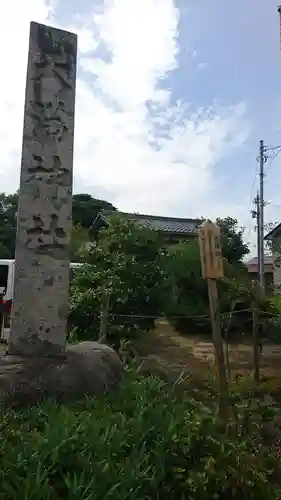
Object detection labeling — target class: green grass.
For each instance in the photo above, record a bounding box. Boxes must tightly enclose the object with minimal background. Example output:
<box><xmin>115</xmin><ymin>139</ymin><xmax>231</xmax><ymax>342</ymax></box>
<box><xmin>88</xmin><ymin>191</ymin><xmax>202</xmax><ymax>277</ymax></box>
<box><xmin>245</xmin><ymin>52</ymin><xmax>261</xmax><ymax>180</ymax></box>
<box><xmin>0</xmin><ymin>363</ymin><xmax>280</xmax><ymax>500</ymax></box>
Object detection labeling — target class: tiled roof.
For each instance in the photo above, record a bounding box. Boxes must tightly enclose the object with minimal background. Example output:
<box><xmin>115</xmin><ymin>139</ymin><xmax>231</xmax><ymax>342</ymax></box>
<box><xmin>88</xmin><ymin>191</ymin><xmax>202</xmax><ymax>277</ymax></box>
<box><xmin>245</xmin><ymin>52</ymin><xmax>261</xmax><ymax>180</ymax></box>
<box><xmin>97</xmin><ymin>210</ymin><xmax>199</xmax><ymax>235</ymax></box>
<box><xmin>264</xmin><ymin>222</ymin><xmax>281</xmax><ymax>240</ymax></box>
<box><xmin>246</xmin><ymin>256</ymin><xmax>273</xmax><ymax>266</ymax></box>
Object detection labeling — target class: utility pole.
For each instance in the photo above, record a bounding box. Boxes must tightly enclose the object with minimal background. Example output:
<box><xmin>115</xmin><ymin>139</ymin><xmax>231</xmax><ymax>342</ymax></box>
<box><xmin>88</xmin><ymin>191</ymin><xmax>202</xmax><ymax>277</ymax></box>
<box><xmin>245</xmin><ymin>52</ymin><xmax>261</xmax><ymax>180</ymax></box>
<box><xmin>277</xmin><ymin>5</ymin><xmax>281</xmax><ymax>48</ymax></box>
<box><xmin>252</xmin><ymin>192</ymin><xmax>261</xmax><ymax>283</ymax></box>
<box><xmin>259</xmin><ymin>140</ymin><xmax>265</xmax><ymax>291</ymax></box>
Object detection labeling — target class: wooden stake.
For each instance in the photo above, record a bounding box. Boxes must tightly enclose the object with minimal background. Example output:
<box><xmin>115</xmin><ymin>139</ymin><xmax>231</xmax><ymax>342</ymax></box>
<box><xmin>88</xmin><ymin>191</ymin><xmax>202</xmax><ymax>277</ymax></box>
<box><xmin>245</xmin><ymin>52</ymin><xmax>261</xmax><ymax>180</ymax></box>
<box><xmin>252</xmin><ymin>284</ymin><xmax>260</xmax><ymax>383</ymax></box>
<box><xmin>207</xmin><ymin>278</ymin><xmax>228</xmax><ymax>419</ymax></box>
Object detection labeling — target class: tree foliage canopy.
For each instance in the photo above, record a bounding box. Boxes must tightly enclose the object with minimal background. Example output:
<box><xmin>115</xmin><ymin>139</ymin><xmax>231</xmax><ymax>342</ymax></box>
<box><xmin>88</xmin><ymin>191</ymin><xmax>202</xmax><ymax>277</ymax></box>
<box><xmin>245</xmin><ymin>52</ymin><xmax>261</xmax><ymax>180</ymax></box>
<box><xmin>0</xmin><ymin>192</ymin><xmax>18</xmax><ymax>258</ymax></box>
<box><xmin>0</xmin><ymin>192</ymin><xmax>117</xmax><ymax>259</ymax></box>
<box><xmin>216</xmin><ymin>216</ymin><xmax>250</xmax><ymax>264</ymax></box>
<box><xmin>0</xmin><ymin>190</ymin><xmax>250</xmax><ymax>268</ymax></box>
<box><xmin>1</xmin><ymin>191</ymin><xmax>268</xmax><ymax>339</ymax></box>
<box><xmin>69</xmin><ymin>215</ymin><xmax>170</xmax><ymax>347</ymax></box>
<box><xmin>72</xmin><ymin>194</ymin><xmax>116</xmax><ymax>229</ymax></box>
<box><xmin>164</xmin><ymin>235</ymin><xmax>279</xmax><ymax>338</ymax></box>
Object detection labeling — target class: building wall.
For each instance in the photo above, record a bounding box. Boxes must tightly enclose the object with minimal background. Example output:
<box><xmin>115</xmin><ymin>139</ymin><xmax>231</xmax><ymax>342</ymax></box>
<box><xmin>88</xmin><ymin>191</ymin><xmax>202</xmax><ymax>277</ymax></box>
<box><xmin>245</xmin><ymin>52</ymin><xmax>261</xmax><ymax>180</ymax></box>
<box><xmin>273</xmin><ymin>252</ymin><xmax>281</xmax><ymax>290</ymax></box>
<box><xmin>272</xmin><ymin>237</ymin><xmax>281</xmax><ymax>291</ymax></box>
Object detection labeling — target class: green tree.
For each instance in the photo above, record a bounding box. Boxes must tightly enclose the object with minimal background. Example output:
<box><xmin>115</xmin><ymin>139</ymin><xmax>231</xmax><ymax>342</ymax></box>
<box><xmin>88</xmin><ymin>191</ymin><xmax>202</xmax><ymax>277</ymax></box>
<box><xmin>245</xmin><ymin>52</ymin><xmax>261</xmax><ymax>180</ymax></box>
<box><xmin>216</xmin><ymin>217</ymin><xmax>250</xmax><ymax>264</ymax></box>
<box><xmin>0</xmin><ymin>192</ymin><xmax>18</xmax><ymax>259</ymax></box>
<box><xmin>72</xmin><ymin>194</ymin><xmax>116</xmax><ymax>230</ymax></box>
<box><xmin>69</xmin><ymin>215</ymin><xmax>170</xmax><ymax>348</ymax></box>
<box><xmin>0</xmin><ymin>192</ymin><xmax>116</xmax><ymax>259</ymax></box>
<box><xmin>70</xmin><ymin>224</ymin><xmax>90</xmax><ymax>261</ymax></box>
<box><xmin>165</xmin><ymin>236</ymin><xmax>280</xmax><ymax>339</ymax></box>
<box><xmin>165</xmin><ymin>239</ymin><xmax>210</xmax><ymax>333</ymax></box>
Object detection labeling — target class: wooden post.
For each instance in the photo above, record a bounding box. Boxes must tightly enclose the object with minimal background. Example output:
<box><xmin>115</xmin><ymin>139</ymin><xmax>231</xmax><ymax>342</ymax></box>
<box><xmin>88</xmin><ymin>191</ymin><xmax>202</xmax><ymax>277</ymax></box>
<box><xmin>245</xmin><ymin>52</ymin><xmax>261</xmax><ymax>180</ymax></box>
<box><xmin>207</xmin><ymin>278</ymin><xmax>228</xmax><ymax>418</ymax></box>
<box><xmin>198</xmin><ymin>219</ymin><xmax>228</xmax><ymax>420</ymax></box>
<box><xmin>225</xmin><ymin>334</ymin><xmax>230</xmax><ymax>380</ymax></box>
<box><xmin>222</xmin><ymin>307</ymin><xmax>234</xmax><ymax>381</ymax></box>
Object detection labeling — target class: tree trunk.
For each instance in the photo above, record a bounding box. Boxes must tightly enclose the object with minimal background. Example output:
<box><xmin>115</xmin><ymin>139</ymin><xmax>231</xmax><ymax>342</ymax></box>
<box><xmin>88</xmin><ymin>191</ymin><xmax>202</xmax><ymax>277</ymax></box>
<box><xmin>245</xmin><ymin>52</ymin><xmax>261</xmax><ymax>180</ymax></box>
<box><xmin>99</xmin><ymin>293</ymin><xmax>110</xmax><ymax>344</ymax></box>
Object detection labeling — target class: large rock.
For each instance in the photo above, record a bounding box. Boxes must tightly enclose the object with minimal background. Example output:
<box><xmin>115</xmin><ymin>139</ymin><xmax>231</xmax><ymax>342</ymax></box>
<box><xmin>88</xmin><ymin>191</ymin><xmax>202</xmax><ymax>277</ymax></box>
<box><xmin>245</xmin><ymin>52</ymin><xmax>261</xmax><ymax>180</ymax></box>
<box><xmin>0</xmin><ymin>341</ymin><xmax>123</xmax><ymax>407</ymax></box>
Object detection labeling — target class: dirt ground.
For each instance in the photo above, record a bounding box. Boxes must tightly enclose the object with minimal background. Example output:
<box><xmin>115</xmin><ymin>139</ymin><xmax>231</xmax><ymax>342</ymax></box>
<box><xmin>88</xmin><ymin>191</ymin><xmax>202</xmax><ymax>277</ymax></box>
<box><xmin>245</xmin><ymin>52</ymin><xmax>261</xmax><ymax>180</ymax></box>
<box><xmin>135</xmin><ymin>320</ymin><xmax>281</xmax><ymax>391</ymax></box>
<box><xmin>167</xmin><ymin>328</ymin><xmax>281</xmax><ymax>378</ymax></box>
<box><xmin>2</xmin><ymin>320</ymin><xmax>281</xmax><ymax>382</ymax></box>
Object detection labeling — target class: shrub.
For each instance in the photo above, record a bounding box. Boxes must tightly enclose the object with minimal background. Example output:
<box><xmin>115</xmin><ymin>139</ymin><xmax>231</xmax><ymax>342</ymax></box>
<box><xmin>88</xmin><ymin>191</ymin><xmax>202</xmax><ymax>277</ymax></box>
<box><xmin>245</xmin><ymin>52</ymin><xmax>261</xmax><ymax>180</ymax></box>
<box><xmin>164</xmin><ymin>239</ymin><xmax>211</xmax><ymax>334</ymax></box>
<box><xmin>68</xmin><ymin>215</ymin><xmax>171</xmax><ymax>349</ymax></box>
<box><xmin>0</xmin><ymin>367</ymin><xmax>279</xmax><ymax>499</ymax></box>
<box><xmin>165</xmin><ymin>239</ymin><xmax>281</xmax><ymax>340</ymax></box>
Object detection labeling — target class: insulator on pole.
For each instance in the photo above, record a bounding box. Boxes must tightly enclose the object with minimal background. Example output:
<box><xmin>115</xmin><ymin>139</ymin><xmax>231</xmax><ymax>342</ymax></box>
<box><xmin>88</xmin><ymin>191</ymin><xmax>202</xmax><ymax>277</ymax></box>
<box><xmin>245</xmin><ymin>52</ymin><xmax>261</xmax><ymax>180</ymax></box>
<box><xmin>278</xmin><ymin>5</ymin><xmax>281</xmax><ymax>50</ymax></box>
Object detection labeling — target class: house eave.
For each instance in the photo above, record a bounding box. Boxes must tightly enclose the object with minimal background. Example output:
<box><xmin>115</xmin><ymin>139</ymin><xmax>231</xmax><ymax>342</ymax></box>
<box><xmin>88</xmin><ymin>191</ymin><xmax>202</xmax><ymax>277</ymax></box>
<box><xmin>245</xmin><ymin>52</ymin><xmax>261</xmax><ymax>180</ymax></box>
<box><xmin>264</xmin><ymin>222</ymin><xmax>281</xmax><ymax>241</ymax></box>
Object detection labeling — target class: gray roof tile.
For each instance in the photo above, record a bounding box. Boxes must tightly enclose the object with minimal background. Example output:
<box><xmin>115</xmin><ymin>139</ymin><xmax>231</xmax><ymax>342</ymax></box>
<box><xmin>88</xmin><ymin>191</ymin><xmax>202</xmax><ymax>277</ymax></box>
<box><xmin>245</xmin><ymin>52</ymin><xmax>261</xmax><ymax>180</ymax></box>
<box><xmin>264</xmin><ymin>222</ymin><xmax>281</xmax><ymax>240</ymax></box>
<box><xmin>98</xmin><ymin>210</ymin><xmax>199</xmax><ymax>235</ymax></box>
<box><xmin>247</xmin><ymin>255</ymin><xmax>273</xmax><ymax>265</ymax></box>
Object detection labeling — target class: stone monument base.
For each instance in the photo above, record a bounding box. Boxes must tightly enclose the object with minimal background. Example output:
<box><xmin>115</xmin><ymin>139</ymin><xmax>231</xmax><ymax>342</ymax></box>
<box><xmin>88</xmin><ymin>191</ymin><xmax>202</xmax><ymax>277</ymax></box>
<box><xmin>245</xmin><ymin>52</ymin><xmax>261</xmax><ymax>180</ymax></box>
<box><xmin>0</xmin><ymin>341</ymin><xmax>123</xmax><ymax>407</ymax></box>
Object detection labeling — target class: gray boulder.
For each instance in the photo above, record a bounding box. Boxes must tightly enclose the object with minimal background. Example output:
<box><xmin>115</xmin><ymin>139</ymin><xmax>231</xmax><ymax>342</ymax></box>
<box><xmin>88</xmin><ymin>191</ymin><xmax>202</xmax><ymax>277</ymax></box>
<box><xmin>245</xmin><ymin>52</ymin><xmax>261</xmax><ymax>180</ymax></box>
<box><xmin>0</xmin><ymin>341</ymin><xmax>123</xmax><ymax>407</ymax></box>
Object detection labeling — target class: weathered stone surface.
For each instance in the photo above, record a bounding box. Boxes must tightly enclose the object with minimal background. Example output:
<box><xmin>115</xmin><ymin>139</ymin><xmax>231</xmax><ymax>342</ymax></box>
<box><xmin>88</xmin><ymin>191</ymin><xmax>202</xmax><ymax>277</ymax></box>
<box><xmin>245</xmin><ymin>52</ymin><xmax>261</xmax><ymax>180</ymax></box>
<box><xmin>1</xmin><ymin>23</ymin><xmax>124</xmax><ymax>407</ymax></box>
<box><xmin>9</xmin><ymin>22</ymin><xmax>77</xmax><ymax>356</ymax></box>
<box><xmin>0</xmin><ymin>342</ymin><xmax>123</xmax><ymax>407</ymax></box>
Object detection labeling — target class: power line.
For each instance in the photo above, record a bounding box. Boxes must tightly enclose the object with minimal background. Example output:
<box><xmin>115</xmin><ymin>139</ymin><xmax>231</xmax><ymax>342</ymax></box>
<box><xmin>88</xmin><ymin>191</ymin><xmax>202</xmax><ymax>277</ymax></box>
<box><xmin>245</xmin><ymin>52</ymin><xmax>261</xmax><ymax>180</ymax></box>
<box><xmin>244</xmin><ymin>161</ymin><xmax>259</xmax><ymax>245</ymax></box>
<box><xmin>252</xmin><ymin>192</ymin><xmax>261</xmax><ymax>282</ymax></box>
<box><xmin>248</xmin><ymin>164</ymin><xmax>259</xmax><ymax>204</ymax></box>
<box><xmin>265</xmin><ymin>147</ymin><xmax>281</xmax><ymax>171</ymax></box>
<box><xmin>108</xmin><ymin>309</ymin><xmax>281</xmax><ymax>320</ymax></box>
<box><xmin>259</xmin><ymin>140</ymin><xmax>265</xmax><ymax>290</ymax></box>
<box><xmin>252</xmin><ymin>141</ymin><xmax>281</xmax><ymax>291</ymax></box>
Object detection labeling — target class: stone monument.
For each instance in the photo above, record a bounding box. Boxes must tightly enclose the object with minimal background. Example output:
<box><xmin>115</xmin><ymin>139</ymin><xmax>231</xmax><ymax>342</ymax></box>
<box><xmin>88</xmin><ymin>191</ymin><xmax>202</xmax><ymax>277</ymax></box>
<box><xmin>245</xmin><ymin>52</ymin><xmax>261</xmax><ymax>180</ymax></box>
<box><xmin>0</xmin><ymin>22</ymin><xmax>123</xmax><ymax>406</ymax></box>
<box><xmin>9</xmin><ymin>21</ymin><xmax>76</xmax><ymax>357</ymax></box>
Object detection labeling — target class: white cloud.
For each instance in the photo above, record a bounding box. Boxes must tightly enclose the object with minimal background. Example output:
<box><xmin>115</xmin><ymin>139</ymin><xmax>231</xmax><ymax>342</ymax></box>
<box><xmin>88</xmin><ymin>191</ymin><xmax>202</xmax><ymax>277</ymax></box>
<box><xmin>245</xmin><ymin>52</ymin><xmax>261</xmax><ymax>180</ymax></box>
<box><xmin>197</xmin><ymin>61</ymin><xmax>209</xmax><ymax>70</ymax></box>
<box><xmin>73</xmin><ymin>0</ymin><xmax>249</xmax><ymax>216</ymax></box>
<box><xmin>0</xmin><ymin>0</ymin><xmax>54</xmax><ymax>191</ymax></box>
<box><xmin>0</xmin><ymin>0</ymin><xmax>249</xmax><ymax>222</ymax></box>
<box><xmin>86</xmin><ymin>0</ymin><xmax>179</xmax><ymax>110</ymax></box>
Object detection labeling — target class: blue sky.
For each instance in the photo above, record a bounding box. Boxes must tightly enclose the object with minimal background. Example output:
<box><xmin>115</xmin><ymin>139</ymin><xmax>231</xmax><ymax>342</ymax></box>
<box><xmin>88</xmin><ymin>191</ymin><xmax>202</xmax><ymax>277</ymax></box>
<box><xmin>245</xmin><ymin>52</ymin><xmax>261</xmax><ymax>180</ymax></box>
<box><xmin>0</xmin><ymin>0</ymin><xmax>281</xmax><ymax>252</ymax></box>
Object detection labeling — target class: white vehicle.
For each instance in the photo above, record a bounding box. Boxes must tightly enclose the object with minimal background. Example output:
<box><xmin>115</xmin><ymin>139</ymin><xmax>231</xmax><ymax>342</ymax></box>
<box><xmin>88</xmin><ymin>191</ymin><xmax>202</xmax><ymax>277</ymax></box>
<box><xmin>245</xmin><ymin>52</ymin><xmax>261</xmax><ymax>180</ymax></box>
<box><xmin>0</xmin><ymin>259</ymin><xmax>83</xmax><ymax>341</ymax></box>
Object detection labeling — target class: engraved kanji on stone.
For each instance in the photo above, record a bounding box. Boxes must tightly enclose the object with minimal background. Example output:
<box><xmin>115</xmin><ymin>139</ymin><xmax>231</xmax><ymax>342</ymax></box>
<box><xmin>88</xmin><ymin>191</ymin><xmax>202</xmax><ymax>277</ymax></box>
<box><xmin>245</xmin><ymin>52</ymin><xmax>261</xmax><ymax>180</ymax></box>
<box><xmin>35</xmin><ymin>24</ymin><xmax>76</xmax><ymax>88</ymax></box>
<box><xmin>29</xmin><ymin>27</ymin><xmax>75</xmax><ymax>142</ymax></box>
<box><xmin>35</xmin><ymin>51</ymin><xmax>74</xmax><ymax>90</ymax></box>
<box><xmin>9</xmin><ymin>22</ymin><xmax>77</xmax><ymax>355</ymax></box>
<box><xmin>34</xmin><ymin>184</ymin><xmax>70</xmax><ymax>210</ymax></box>
<box><xmin>28</xmin><ymin>152</ymin><xmax>65</xmax><ymax>175</ymax></box>
<box><xmin>29</xmin><ymin>98</ymin><xmax>69</xmax><ymax>142</ymax></box>
<box><xmin>25</xmin><ymin>213</ymin><xmax>68</xmax><ymax>251</ymax></box>
<box><xmin>29</xmin><ymin>182</ymin><xmax>69</xmax><ymax>202</ymax></box>
<box><xmin>25</xmin><ymin>144</ymin><xmax>70</xmax><ymax>184</ymax></box>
